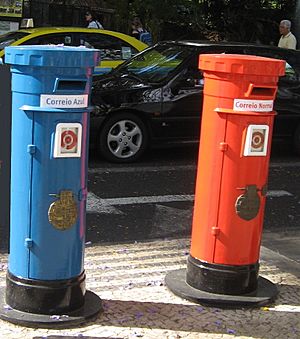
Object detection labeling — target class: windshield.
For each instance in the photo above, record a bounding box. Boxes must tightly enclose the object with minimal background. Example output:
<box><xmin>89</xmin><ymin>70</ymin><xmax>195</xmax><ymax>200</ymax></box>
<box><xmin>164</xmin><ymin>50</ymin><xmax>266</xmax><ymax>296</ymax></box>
<box><xmin>0</xmin><ymin>31</ymin><xmax>29</xmax><ymax>51</ymax></box>
<box><xmin>115</xmin><ymin>44</ymin><xmax>195</xmax><ymax>83</ymax></box>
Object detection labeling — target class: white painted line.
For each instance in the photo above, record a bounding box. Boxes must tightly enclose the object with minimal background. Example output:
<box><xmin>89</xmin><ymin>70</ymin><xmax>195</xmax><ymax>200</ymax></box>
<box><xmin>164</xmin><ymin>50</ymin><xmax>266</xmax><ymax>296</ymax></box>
<box><xmin>99</xmin><ymin>194</ymin><xmax>195</xmax><ymax>205</ymax></box>
<box><xmin>86</xmin><ymin>193</ymin><xmax>194</xmax><ymax>214</ymax></box>
<box><xmin>87</xmin><ymin>192</ymin><xmax>123</xmax><ymax>214</ymax></box>
<box><xmin>270</xmin><ymin>162</ymin><xmax>300</xmax><ymax>168</ymax></box>
<box><xmin>267</xmin><ymin>190</ymin><xmax>293</xmax><ymax>197</ymax></box>
<box><xmin>87</xmin><ymin>190</ymin><xmax>292</xmax><ymax>214</ymax></box>
<box><xmin>88</xmin><ymin>165</ymin><xmax>196</xmax><ymax>174</ymax></box>
<box><xmin>88</xmin><ymin>161</ymin><xmax>300</xmax><ymax>175</ymax></box>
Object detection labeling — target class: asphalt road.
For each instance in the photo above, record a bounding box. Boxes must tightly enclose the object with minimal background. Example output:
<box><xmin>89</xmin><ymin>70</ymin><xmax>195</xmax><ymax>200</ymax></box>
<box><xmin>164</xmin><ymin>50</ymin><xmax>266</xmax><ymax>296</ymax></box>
<box><xmin>86</xmin><ymin>142</ymin><xmax>300</xmax><ymax>246</ymax></box>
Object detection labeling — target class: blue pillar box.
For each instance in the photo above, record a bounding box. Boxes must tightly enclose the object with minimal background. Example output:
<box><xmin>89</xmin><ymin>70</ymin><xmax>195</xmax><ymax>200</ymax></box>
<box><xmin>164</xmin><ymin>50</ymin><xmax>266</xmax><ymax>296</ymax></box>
<box><xmin>0</xmin><ymin>45</ymin><xmax>102</xmax><ymax>327</ymax></box>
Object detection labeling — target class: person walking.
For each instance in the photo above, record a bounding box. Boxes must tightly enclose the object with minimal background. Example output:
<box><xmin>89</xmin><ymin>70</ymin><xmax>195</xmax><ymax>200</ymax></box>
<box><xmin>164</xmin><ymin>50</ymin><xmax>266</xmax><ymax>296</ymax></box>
<box><xmin>278</xmin><ymin>20</ymin><xmax>297</xmax><ymax>50</ymax></box>
<box><xmin>85</xmin><ymin>11</ymin><xmax>103</xmax><ymax>29</ymax></box>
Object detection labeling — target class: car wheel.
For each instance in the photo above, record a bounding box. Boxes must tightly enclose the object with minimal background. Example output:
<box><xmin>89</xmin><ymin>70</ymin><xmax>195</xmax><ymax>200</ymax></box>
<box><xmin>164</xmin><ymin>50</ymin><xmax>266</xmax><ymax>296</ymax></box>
<box><xmin>293</xmin><ymin>123</ymin><xmax>300</xmax><ymax>155</ymax></box>
<box><xmin>98</xmin><ymin>113</ymin><xmax>148</xmax><ymax>163</ymax></box>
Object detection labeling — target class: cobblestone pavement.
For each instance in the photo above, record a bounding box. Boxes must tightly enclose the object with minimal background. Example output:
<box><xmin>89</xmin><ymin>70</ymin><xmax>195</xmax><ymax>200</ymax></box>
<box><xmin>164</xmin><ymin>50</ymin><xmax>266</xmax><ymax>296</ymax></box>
<box><xmin>0</xmin><ymin>237</ymin><xmax>299</xmax><ymax>339</ymax></box>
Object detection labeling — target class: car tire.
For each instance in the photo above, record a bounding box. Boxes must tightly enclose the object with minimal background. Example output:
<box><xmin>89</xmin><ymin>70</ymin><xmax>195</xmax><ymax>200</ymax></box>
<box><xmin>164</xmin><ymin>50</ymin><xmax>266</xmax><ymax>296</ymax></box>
<box><xmin>293</xmin><ymin>123</ymin><xmax>300</xmax><ymax>156</ymax></box>
<box><xmin>98</xmin><ymin>112</ymin><xmax>149</xmax><ymax>163</ymax></box>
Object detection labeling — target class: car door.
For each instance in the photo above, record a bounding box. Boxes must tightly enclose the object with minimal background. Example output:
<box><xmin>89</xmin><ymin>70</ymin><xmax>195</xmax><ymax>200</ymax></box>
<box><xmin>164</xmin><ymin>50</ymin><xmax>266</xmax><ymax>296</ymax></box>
<box><xmin>160</xmin><ymin>53</ymin><xmax>203</xmax><ymax>141</ymax></box>
<box><xmin>244</xmin><ymin>46</ymin><xmax>300</xmax><ymax>140</ymax></box>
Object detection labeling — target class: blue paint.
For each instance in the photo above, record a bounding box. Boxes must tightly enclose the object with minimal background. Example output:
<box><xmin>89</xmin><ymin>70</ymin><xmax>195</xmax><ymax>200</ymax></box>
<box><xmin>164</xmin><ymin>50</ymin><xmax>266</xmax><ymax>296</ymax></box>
<box><xmin>6</xmin><ymin>46</ymin><xmax>99</xmax><ymax>280</ymax></box>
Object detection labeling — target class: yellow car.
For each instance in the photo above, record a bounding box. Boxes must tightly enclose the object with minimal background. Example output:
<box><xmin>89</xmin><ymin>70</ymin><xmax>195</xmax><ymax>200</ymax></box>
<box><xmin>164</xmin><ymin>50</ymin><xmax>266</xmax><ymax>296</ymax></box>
<box><xmin>0</xmin><ymin>27</ymin><xmax>148</xmax><ymax>74</ymax></box>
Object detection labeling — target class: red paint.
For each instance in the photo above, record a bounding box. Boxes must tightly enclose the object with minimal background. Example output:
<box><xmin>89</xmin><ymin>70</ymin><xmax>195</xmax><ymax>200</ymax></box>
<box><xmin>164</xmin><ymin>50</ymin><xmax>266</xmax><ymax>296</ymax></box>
<box><xmin>190</xmin><ymin>54</ymin><xmax>285</xmax><ymax>265</ymax></box>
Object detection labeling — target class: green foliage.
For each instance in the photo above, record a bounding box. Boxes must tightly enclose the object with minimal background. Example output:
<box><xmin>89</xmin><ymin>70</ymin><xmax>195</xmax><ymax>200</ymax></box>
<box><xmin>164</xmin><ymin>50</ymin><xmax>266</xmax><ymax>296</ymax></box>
<box><xmin>104</xmin><ymin>0</ymin><xmax>297</xmax><ymax>44</ymax></box>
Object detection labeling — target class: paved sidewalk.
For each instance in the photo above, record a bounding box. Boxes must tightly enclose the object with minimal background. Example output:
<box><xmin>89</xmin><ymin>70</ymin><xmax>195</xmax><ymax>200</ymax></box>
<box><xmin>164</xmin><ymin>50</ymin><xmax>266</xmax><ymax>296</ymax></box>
<box><xmin>0</xmin><ymin>233</ymin><xmax>299</xmax><ymax>339</ymax></box>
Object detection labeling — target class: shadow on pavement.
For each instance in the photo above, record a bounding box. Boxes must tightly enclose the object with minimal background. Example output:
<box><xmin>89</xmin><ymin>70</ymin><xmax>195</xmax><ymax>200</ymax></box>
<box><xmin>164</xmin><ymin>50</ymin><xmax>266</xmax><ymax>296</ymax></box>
<box><xmin>90</xmin><ymin>294</ymin><xmax>300</xmax><ymax>339</ymax></box>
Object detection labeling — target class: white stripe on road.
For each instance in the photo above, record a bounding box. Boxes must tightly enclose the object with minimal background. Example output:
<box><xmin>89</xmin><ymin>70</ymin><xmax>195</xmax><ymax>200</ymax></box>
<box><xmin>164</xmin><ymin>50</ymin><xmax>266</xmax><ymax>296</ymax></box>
<box><xmin>87</xmin><ymin>190</ymin><xmax>292</xmax><ymax>214</ymax></box>
<box><xmin>88</xmin><ymin>162</ymin><xmax>300</xmax><ymax>174</ymax></box>
<box><xmin>87</xmin><ymin>193</ymin><xmax>194</xmax><ymax>214</ymax></box>
<box><xmin>87</xmin><ymin>192</ymin><xmax>124</xmax><ymax>214</ymax></box>
<box><xmin>97</xmin><ymin>194</ymin><xmax>195</xmax><ymax>205</ymax></box>
<box><xmin>88</xmin><ymin>165</ymin><xmax>196</xmax><ymax>174</ymax></box>
<box><xmin>267</xmin><ymin>190</ymin><xmax>293</xmax><ymax>197</ymax></box>
<box><xmin>270</xmin><ymin>162</ymin><xmax>300</xmax><ymax>168</ymax></box>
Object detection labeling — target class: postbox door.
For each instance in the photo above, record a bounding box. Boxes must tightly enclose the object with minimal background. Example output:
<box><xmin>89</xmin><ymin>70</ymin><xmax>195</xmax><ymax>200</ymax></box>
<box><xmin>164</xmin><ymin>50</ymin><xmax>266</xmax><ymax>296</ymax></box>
<box><xmin>28</xmin><ymin>113</ymin><xmax>87</xmax><ymax>280</ymax></box>
<box><xmin>213</xmin><ymin>113</ymin><xmax>274</xmax><ymax>265</ymax></box>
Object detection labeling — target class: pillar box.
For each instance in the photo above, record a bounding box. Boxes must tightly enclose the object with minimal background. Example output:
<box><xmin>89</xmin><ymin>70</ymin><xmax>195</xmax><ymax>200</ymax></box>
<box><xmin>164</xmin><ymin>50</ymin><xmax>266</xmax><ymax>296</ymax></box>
<box><xmin>0</xmin><ymin>45</ymin><xmax>102</xmax><ymax>327</ymax></box>
<box><xmin>166</xmin><ymin>54</ymin><xmax>285</xmax><ymax>307</ymax></box>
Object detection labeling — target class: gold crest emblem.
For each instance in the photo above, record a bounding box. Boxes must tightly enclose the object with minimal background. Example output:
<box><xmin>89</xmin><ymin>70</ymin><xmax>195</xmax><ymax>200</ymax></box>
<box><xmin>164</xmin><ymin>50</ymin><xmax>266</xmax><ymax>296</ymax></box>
<box><xmin>48</xmin><ymin>190</ymin><xmax>78</xmax><ymax>230</ymax></box>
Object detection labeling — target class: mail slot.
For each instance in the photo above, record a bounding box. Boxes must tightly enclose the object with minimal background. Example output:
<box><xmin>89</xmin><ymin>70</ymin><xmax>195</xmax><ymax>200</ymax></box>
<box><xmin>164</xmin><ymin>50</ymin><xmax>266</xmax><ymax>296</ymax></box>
<box><xmin>55</xmin><ymin>79</ymin><xmax>87</xmax><ymax>91</ymax></box>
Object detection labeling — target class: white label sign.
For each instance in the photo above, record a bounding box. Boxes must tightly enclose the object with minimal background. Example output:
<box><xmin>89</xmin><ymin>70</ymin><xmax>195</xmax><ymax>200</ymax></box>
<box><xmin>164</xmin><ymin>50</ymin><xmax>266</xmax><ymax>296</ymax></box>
<box><xmin>233</xmin><ymin>99</ymin><xmax>273</xmax><ymax>112</ymax></box>
<box><xmin>40</xmin><ymin>94</ymin><xmax>88</xmax><ymax>108</ymax></box>
<box><xmin>243</xmin><ymin>124</ymin><xmax>269</xmax><ymax>156</ymax></box>
<box><xmin>53</xmin><ymin>123</ymin><xmax>82</xmax><ymax>158</ymax></box>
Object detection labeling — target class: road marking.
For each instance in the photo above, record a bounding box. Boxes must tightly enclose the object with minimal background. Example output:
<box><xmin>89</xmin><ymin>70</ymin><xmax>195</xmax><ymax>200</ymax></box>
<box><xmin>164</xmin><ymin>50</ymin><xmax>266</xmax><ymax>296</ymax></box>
<box><xmin>267</xmin><ymin>190</ymin><xmax>293</xmax><ymax>197</ymax></box>
<box><xmin>88</xmin><ymin>161</ymin><xmax>300</xmax><ymax>175</ymax></box>
<box><xmin>87</xmin><ymin>193</ymin><xmax>194</xmax><ymax>214</ymax></box>
<box><xmin>88</xmin><ymin>165</ymin><xmax>196</xmax><ymax>174</ymax></box>
<box><xmin>87</xmin><ymin>190</ymin><xmax>292</xmax><ymax>214</ymax></box>
<box><xmin>87</xmin><ymin>192</ymin><xmax>124</xmax><ymax>214</ymax></box>
<box><xmin>270</xmin><ymin>162</ymin><xmax>300</xmax><ymax>168</ymax></box>
<box><xmin>99</xmin><ymin>194</ymin><xmax>194</xmax><ymax>205</ymax></box>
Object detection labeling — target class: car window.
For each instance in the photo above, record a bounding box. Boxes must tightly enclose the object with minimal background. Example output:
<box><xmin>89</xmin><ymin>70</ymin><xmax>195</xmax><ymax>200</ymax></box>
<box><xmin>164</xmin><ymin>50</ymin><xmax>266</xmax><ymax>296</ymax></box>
<box><xmin>0</xmin><ymin>31</ymin><xmax>29</xmax><ymax>51</ymax></box>
<box><xmin>78</xmin><ymin>33</ymin><xmax>139</xmax><ymax>61</ymax></box>
<box><xmin>115</xmin><ymin>44</ymin><xmax>195</xmax><ymax>83</ymax></box>
<box><xmin>22</xmin><ymin>33</ymin><xmax>74</xmax><ymax>46</ymax></box>
<box><xmin>171</xmin><ymin>55</ymin><xmax>204</xmax><ymax>89</ymax></box>
<box><xmin>171</xmin><ymin>46</ymin><xmax>247</xmax><ymax>89</ymax></box>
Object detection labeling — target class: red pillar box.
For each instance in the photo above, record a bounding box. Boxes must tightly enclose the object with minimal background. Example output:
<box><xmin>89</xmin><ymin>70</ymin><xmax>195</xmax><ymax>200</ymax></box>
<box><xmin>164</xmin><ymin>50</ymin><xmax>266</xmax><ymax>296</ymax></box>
<box><xmin>166</xmin><ymin>54</ymin><xmax>285</xmax><ymax>307</ymax></box>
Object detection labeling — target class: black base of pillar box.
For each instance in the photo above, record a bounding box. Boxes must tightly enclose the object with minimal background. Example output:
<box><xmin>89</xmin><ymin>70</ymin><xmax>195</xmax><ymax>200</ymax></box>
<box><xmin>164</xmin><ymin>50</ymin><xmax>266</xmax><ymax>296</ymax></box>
<box><xmin>186</xmin><ymin>255</ymin><xmax>259</xmax><ymax>295</ymax></box>
<box><xmin>165</xmin><ymin>257</ymin><xmax>278</xmax><ymax>308</ymax></box>
<box><xmin>0</xmin><ymin>271</ymin><xmax>102</xmax><ymax>328</ymax></box>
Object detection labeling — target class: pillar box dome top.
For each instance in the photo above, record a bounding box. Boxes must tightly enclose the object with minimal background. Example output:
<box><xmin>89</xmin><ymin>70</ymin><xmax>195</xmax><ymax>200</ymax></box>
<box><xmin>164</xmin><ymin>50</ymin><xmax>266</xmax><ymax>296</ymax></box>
<box><xmin>5</xmin><ymin>45</ymin><xmax>99</xmax><ymax>68</ymax></box>
<box><xmin>199</xmin><ymin>54</ymin><xmax>286</xmax><ymax>77</ymax></box>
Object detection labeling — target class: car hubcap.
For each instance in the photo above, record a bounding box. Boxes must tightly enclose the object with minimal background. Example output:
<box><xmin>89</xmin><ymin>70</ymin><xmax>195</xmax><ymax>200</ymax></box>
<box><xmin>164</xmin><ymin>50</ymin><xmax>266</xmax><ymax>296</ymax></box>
<box><xmin>107</xmin><ymin>119</ymin><xmax>143</xmax><ymax>158</ymax></box>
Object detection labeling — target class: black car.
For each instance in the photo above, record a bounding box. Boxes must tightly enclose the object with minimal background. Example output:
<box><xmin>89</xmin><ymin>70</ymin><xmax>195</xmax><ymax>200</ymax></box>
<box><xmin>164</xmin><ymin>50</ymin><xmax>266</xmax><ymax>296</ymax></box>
<box><xmin>90</xmin><ymin>40</ymin><xmax>300</xmax><ymax>162</ymax></box>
